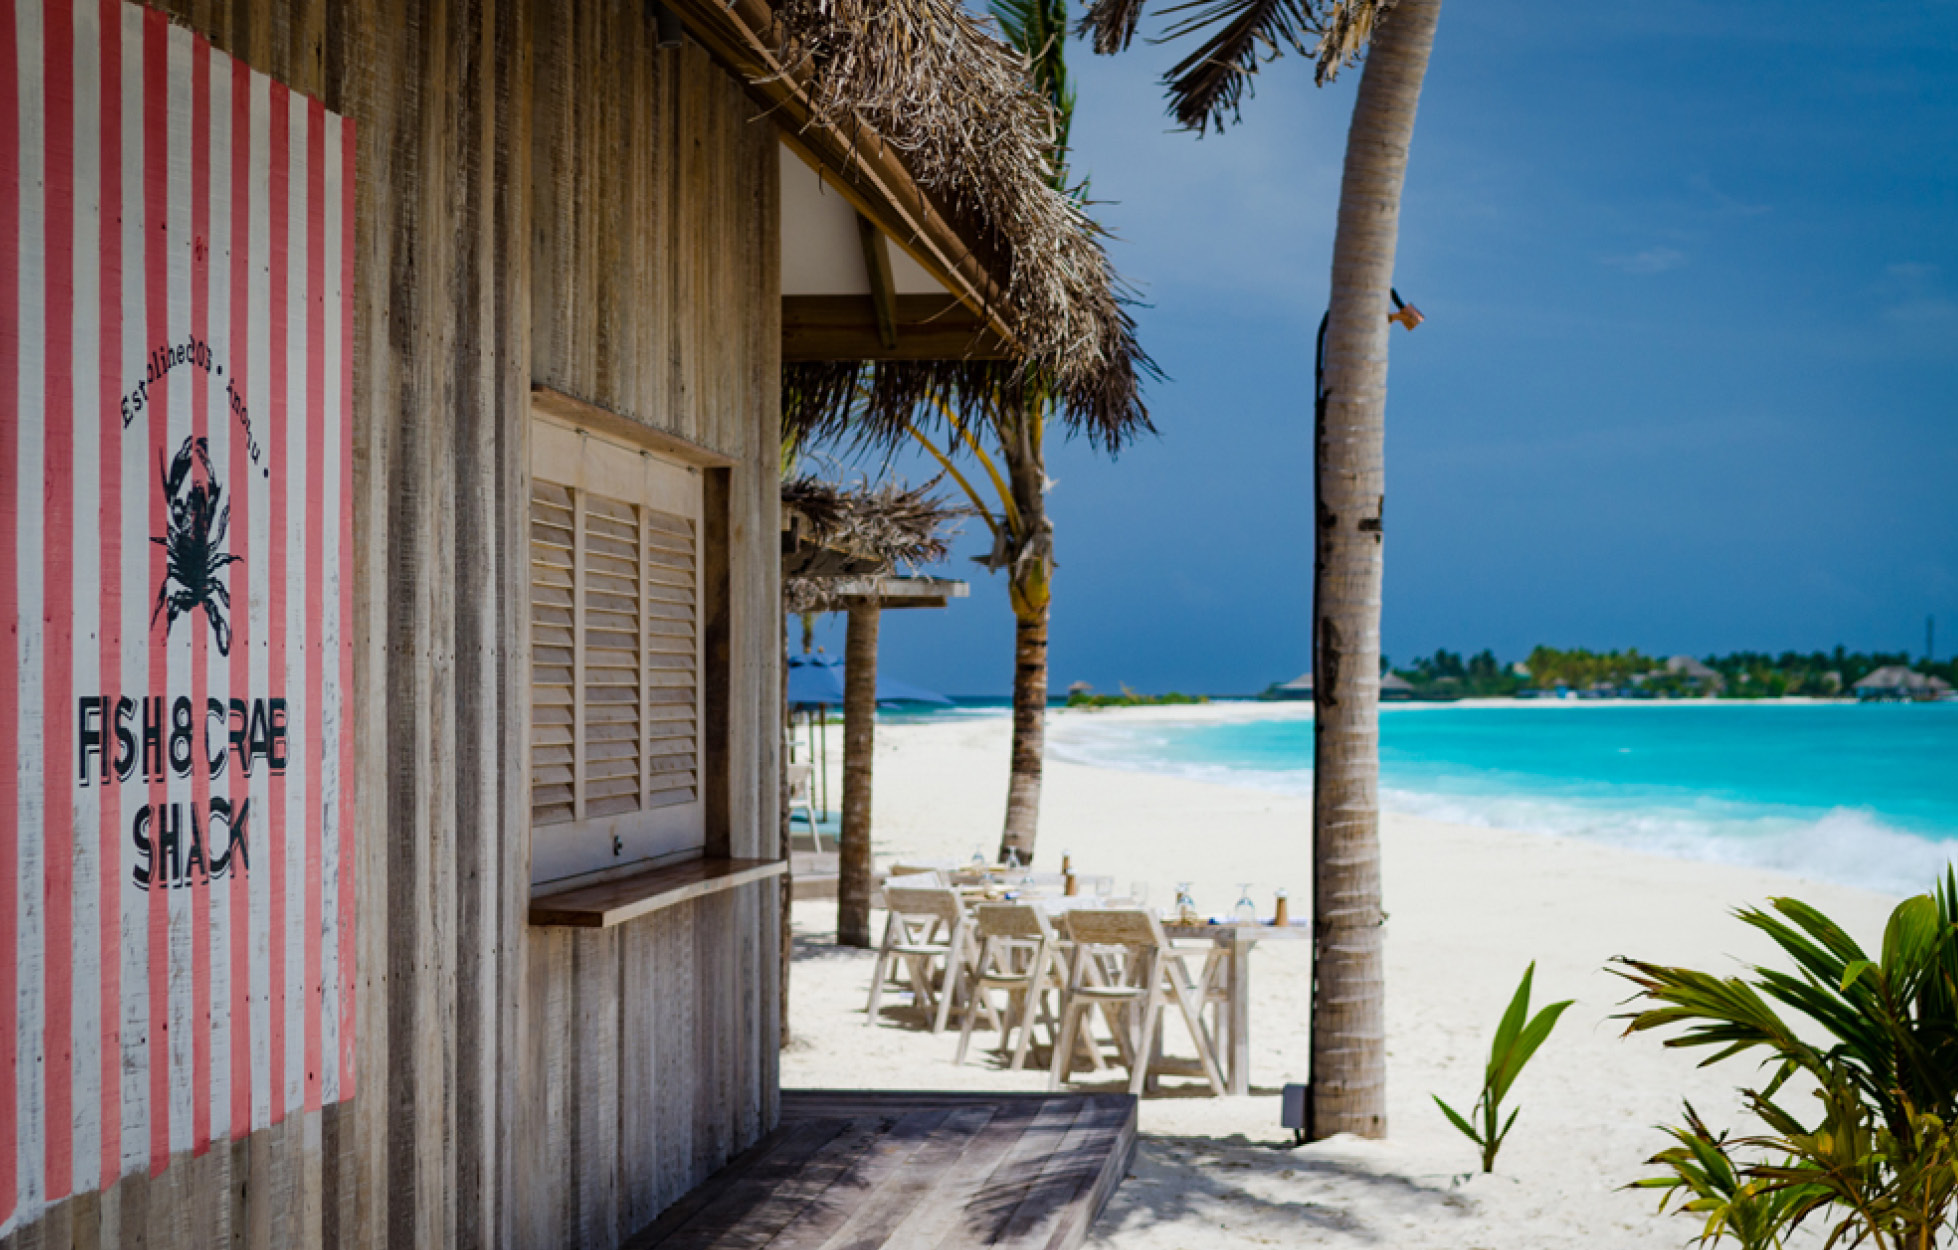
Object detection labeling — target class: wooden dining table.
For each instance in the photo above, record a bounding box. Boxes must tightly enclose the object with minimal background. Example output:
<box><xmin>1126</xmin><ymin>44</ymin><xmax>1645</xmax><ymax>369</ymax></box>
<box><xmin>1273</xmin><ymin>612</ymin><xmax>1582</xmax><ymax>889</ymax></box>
<box><xmin>1162</xmin><ymin>920</ymin><xmax>1310</xmax><ymax>1097</ymax></box>
<box><xmin>920</xmin><ymin>871</ymin><xmax>1304</xmax><ymax>1097</ymax></box>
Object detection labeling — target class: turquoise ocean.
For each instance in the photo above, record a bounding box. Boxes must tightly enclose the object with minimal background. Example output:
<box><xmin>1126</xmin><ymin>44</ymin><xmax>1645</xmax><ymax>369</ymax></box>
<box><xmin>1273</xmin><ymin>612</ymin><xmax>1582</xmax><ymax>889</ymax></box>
<box><xmin>1034</xmin><ymin>702</ymin><xmax>1958</xmax><ymax>896</ymax></box>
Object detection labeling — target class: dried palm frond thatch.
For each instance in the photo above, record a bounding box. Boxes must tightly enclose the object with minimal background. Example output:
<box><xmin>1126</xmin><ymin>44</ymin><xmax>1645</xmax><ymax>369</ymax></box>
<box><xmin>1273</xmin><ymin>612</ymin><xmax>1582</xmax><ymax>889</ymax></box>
<box><xmin>782</xmin><ymin>474</ymin><xmax>963</xmax><ymax>594</ymax></box>
<box><xmin>782</xmin><ymin>358</ymin><xmax>1053</xmax><ymax>455</ymax></box>
<box><xmin>768</xmin><ymin>0</ymin><xmax>1156</xmax><ymax>447</ymax></box>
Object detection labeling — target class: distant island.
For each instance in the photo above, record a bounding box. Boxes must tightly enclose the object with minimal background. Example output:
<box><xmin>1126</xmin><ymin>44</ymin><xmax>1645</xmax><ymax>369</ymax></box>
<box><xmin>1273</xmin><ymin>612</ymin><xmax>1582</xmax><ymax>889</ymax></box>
<box><xmin>1261</xmin><ymin>647</ymin><xmax>1957</xmax><ymax>703</ymax></box>
<box><xmin>1065</xmin><ymin>683</ymin><xmax>1209</xmax><ymax>709</ymax></box>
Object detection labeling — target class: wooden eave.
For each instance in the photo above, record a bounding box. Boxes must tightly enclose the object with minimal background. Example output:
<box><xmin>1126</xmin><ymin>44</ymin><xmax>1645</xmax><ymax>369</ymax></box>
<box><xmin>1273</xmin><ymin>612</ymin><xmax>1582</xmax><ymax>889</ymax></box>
<box><xmin>830</xmin><ymin>574</ymin><xmax>970</xmax><ymax>610</ymax></box>
<box><xmin>782</xmin><ymin>294</ymin><xmax>1013</xmax><ymax>362</ymax></box>
<box><xmin>663</xmin><ymin>0</ymin><xmax>1022</xmax><ymax>356</ymax></box>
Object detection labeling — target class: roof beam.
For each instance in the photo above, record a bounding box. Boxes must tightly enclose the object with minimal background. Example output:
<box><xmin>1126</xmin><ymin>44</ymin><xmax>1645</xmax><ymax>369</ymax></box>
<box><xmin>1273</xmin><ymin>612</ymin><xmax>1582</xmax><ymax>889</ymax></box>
<box><xmin>783</xmin><ymin>295</ymin><xmax>1014</xmax><ymax>362</ymax></box>
<box><xmin>856</xmin><ymin>214</ymin><xmax>899</xmax><ymax>351</ymax></box>
<box><xmin>832</xmin><ymin>576</ymin><xmax>970</xmax><ymax>610</ymax></box>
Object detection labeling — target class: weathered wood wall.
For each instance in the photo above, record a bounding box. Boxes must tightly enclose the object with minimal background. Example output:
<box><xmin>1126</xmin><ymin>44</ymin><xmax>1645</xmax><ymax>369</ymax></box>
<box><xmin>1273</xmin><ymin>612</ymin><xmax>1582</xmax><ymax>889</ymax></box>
<box><xmin>1</xmin><ymin>1</ymin><xmax>783</xmax><ymax>1248</ymax></box>
<box><xmin>519</xmin><ymin>3</ymin><xmax>782</xmax><ymax>1250</ymax></box>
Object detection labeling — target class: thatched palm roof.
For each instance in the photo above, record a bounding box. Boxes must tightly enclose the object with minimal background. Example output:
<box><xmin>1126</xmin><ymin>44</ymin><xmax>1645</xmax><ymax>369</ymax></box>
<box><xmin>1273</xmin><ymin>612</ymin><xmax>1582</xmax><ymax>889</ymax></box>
<box><xmin>673</xmin><ymin>0</ymin><xmax>1154</xmax><ymax>446</ymax></box>
<box><xmin>782</xmin><ymin>475</ymin><xmax>964</xmax><ymax>612</ymax></box>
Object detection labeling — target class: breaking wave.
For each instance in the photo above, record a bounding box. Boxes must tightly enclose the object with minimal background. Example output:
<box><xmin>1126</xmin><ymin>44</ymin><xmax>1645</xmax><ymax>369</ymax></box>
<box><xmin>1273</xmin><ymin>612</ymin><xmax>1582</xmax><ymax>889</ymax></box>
<box><xmin>1047</xmin><ymin>705</ymin><xmax>1958</xmax><ymax>896</ymax></box>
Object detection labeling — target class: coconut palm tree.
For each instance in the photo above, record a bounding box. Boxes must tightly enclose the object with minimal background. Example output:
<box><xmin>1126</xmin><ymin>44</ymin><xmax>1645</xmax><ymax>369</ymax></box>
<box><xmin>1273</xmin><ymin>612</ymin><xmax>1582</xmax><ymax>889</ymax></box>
<box><xmin>989</xmin><ymin>0</ymin><xmax>1072</xmax><ymax>867</ymax></box>
<box><xmin>1080</xmin><ymin>0</ymin><xmax>1443</xmax><ymax>1139</ymax></box>
<box><xmin>903</xmin><ymin>382</ymin><xmax>1056</xmax><ymax>867</ymax></box>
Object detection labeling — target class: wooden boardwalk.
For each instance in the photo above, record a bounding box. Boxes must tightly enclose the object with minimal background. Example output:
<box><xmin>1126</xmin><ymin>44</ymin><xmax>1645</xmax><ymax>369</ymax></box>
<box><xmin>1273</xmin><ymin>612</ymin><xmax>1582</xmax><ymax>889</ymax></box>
<box><xmin>623</xmin><ymin>1091</ymin><xmax>1138</xmax><ymax>1250</ymax></box>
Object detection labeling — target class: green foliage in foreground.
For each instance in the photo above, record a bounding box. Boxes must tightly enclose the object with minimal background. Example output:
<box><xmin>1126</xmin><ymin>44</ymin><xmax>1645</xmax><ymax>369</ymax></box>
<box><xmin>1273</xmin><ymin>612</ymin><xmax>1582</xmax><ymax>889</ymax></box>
<box><xmin>1616</xmin><ymin>875</ymin><xmax>1958</xmax><ymax>1250</ymax></box>
<box><xmin>1063</xmin><ymin>686</ymin><xmax>1208</xmax><ymax>709</ymax></box>
<box><xmin>1632</xmin><ymin>1105</ymin><xmax>1820</xmax><ymax>1250</ymax></box>
<box><xmin>1433</xmin><ymin>962</ymin><xmax>1573</xmax><ymax>1173</ymax></box>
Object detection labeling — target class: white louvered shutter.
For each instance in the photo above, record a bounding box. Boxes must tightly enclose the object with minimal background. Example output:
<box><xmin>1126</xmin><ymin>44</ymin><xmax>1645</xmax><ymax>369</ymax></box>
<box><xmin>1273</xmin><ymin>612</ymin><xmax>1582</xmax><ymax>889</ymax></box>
<box><xmin>529</xmin><ymin>413</ymin><xmax>704</xmax><ymax>885</ymax></box>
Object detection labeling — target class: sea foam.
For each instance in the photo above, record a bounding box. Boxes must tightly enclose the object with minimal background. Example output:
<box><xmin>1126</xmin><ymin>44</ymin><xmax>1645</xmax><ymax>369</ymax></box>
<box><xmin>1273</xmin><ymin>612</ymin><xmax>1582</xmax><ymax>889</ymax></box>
<box><xmin>1047</xmin><ymin>706</ymin><xmax>1956</xmax><ymax>896</ymax></box>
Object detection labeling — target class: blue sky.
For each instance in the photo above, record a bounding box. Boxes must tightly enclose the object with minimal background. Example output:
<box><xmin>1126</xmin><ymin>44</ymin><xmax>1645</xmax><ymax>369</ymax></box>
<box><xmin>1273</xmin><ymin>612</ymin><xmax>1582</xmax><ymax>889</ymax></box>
<box><xmin>801</xmin><ymin>0</ymin><xmax>1958</xmax><ymax>697</ymax></box>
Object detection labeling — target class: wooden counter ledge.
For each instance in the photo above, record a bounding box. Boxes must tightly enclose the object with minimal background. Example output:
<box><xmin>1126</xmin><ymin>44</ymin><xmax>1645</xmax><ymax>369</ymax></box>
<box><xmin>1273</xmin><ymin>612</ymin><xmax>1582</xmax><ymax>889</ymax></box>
<box><xmin>528</xmin><ymin>856</ymin><xmax>787</xmax><ymax>928</ymax></box>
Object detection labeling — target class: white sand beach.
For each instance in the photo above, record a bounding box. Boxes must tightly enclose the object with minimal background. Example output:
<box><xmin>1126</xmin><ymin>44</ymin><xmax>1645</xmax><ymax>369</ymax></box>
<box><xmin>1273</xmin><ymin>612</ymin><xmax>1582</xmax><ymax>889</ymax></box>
<box><xmin>782</xmin><ymin>706</ymin><xmax>1900</xmax><ymax>1249</ymax></box>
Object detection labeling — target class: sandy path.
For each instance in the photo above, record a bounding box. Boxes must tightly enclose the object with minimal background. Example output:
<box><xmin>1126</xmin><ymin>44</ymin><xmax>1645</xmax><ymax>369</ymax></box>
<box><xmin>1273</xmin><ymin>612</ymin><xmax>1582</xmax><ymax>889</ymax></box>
<box><xmin>781</xmin><ymin>709</ymin><xmax>1899</xmax><ymax>1248</ymax></box>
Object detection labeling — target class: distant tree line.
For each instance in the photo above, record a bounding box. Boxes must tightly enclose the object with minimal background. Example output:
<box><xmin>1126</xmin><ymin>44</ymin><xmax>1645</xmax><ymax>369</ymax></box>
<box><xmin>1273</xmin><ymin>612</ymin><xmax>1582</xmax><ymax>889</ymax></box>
<box><xmin>1064</xmin><ymin>685</ymin><xmax>1208</xmax><ymax>709</ymax></box>
<box><xmin>1376</xmin><ymin>645</ymin><xmax>1956</xmax><ymax>700</ymax></box>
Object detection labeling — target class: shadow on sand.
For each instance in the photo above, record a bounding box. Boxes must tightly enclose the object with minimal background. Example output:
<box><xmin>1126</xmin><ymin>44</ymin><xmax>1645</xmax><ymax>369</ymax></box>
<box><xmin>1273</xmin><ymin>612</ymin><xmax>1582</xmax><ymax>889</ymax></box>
<box><xmin>1090</xmin><ymin>1133</ymin><xmax>1472</xmax><ymax>1244</ymax></box>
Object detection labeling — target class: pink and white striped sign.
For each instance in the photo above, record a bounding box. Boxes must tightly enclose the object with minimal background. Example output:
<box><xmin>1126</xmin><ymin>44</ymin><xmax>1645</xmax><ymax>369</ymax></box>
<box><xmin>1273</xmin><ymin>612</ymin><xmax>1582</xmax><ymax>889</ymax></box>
<box><xmin>0</xmin><ymin>1</ymin><xmax>354</xmax><ymax>1231</ymax></box>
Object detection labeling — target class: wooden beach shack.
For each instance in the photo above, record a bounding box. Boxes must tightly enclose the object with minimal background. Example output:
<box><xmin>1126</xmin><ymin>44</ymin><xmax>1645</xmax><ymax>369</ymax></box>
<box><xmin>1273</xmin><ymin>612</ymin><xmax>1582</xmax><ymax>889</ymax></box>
<box><xmin>0</xmin><ymin>0</ymin><xmax>1144</xmax><ymax>1246</ymax></box>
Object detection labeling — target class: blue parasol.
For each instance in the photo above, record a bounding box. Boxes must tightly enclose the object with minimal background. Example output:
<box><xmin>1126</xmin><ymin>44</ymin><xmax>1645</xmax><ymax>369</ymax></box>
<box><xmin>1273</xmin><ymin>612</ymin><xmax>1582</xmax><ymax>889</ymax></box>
<box><xmin>786</xmin><ymin>653</ymin><xmax>952</xmax><ymax>708</ymax></box>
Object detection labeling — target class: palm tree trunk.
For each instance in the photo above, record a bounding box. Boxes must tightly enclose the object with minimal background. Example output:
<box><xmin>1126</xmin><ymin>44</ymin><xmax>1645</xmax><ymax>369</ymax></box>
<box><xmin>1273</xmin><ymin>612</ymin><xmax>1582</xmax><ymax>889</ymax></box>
<box><xmin>999</xmin><ymin>603</ymin><xmax>1049</xmax><ymax>864</ymax></box>
<box><xmin>999</xmin><ymin>423</ymin><xmax>1051</xmax><ymax>866</ymax></box>
<box><xmin>838</xmin><ymin>604</ymin><xmax>881</xmax><ymax>948</ymax></box>
<box><xmin>1309</xmin><ymin>0</ymin><xmax>1442</xmax><ymax>1142</ymax></box>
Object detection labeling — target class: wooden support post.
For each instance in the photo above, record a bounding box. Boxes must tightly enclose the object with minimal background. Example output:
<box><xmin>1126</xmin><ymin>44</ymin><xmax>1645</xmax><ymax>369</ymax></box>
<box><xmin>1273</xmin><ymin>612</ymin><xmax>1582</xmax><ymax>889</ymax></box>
<box><xmin>1229</xmin><ymin>934</ymin><xmax>1252</xmax><ymax>1097</ymax></box>
<box><xmin>781</xmin><ymin>606</ymin><xmax>795</xmax><ymax>1048</ymax></box>
<box><xmin>838</xmin><ymin>605</ymin><xmax>882</xmax><ymax>947</ymax></box>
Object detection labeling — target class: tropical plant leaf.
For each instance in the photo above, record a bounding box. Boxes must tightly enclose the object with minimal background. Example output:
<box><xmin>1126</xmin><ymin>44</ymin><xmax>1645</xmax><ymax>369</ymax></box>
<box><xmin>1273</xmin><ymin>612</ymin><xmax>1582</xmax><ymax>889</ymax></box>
<box><xmin>1491</xmin><ymin>997</ymin><xmax>1574</xmax><ymax>1106</ymax></box>
<box><xmin>1156</xmin><ymin>0</ymin><xmax>1316</xmax><ymax>134</ymax></box>
<box><xmin>1077</xmin><ymin>0</ymin><xmax>1149</xmax><ymax>54</ymax></box>
<box><xmin>1432</xmin><ymin>1094</ymin><xmax>1480</xmax><ymax>1146</ymax></box>
<box><xmin>1433</xmin><ymin>963</ymin><xmax>1569</xmax><ymax>1173</ymax></box>
<box><xmin>993</xmin><ymin>0</ymin><xmax>1077</xmax><ymax>170</ymax></box>
<box><xmin>1618</xmin><ymin>882</ymin><xmax>1958</xmax><ymax>1250</ymax></box>
<box><xmin>1490</xmin><ymin>962</ymin><xmax>1535</xmax><ymax>1065</ymax></box>
<box><xmin>1493</xmin><ymin>1104</ymin><xmax>1519</xmax><ymax>1151</ymax></box>
<box><xmin>1882</xmin><ymin>894</ymin><xmax>1939</xmax><ymax>983</ymax></box>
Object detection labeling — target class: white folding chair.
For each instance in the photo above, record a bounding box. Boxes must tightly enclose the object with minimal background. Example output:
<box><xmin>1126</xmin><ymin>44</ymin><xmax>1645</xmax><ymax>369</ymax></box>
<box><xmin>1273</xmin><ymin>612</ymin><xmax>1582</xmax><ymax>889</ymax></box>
<box><xmin>955</xmin><ymin>904</ymin><xmax>1069</xmax><ymax>1070</ymax></box>
<box><xmin>1049</xmin><ymin>908</ymin><xmax>1226</xmax><ymax>1096</ymax></box>
<box><xmin>865</xmin><ymin>885</ymin><xmax>971</xmax><ymax>1034</ymax></box>
<box><xmin>785</xmin><ymin>763</ymin><xmax>824</xmax><ymax>852</ymax></box>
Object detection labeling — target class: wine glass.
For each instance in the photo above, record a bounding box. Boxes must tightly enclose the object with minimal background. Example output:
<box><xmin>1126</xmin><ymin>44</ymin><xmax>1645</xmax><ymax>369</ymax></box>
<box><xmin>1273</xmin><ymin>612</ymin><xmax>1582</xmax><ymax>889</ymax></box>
<box><xmin>1175</xmin><ymin>882</ymin><xmax>1198</xmax><ymax>925</ymax></box>
<box><xmin>1233</xmin><ymin>884</ymin><xmax>1258</xmax><ymax>924</ymax></box>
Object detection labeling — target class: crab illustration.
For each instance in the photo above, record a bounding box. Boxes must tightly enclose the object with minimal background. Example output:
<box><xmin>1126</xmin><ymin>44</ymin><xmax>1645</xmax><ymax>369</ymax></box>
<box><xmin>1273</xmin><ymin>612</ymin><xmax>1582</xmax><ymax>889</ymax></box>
<box><xmin>151</xmin><ymin>435</ymin><xmax>241</xmax><ymax>655</ymax></box>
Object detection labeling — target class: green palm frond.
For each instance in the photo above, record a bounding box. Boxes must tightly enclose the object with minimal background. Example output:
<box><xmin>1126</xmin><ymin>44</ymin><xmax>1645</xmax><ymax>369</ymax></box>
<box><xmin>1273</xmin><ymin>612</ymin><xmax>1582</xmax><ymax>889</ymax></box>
<box><xmin>1615</xmin><ymin>881</ymin><xmax>1958</xmax><ymax>1250</ymax></box>
<box><xmin>993</xmin><ymin>0</ymin><xmax>1077</xmax><ymax>171</ymax></box>
<box><xmin>1632</xmin><ymin>1103</ymin><xmax>1820</xmax><ymax>1250</ymax></box>
<box><xmin>1157</xmin><ymin>0</ymin><xmax>1316</xmax><ymax>133</ymax></box>
<box><xmin>1432</xmin><ymin>962</ymin><xmax>1572</xmax><ymax>1173</ymax></box>
<box><xmin>1077</xmin><ymin>0</ymin><xmax>1396</xmax><ymax>133</ymax></box>
<box><xmin>1077</xmin><ymin>0</ymin><xmax>1149</xmax><ymax>55</ymax></box>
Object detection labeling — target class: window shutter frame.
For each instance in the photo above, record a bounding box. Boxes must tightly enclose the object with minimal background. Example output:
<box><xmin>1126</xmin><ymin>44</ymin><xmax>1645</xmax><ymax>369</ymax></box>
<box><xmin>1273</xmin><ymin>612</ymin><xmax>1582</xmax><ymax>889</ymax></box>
<box><xmin>528</xmin><ymin>411</ymin><xmax>706</xmax><ymax>885</ymax></box>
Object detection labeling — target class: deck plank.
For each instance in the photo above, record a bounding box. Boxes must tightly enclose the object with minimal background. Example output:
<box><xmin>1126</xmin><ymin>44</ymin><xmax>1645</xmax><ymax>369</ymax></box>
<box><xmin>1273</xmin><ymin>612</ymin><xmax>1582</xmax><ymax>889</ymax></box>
<box><xmin>657</xmin><ymin>1119</ymin><xmax>887</xmax><ymax>1250</ymax></box>
<box><xmin>995</xmin><ymin>1098</ymin><xmax>1136</xmax><ymax>1250</ymax></box>
<box><xmin>623</xmin><ymin>1121</ymin><xmax>849</xmax><ymax>1250</ymax></box>
<box><xmin>803</xmin><ymin>1105</ymin><xmax>1001</xmax><ymax>1250</ymax></box>
<box><xmin>762</xmin><ymin>1109</ymin><xmax>957</xmax><ymax>1250</ymax></box>
<box><xmin>937</xmin><ymin>1098</ymin><xmax>1093</xmax><ymax>1249</ymax></box>
<box><xmin>625</xmin><ymin>1092</ymin><xmax>1135</xmax><ymax>1250</ymax></box>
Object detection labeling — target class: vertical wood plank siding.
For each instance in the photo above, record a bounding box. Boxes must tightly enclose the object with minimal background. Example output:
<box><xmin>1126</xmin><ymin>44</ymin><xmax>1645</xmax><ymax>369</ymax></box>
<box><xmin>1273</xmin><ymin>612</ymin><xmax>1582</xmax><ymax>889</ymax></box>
<box><xmin>1</xmin><ymin>1</ymin><xmax>783</xmax><ymax>1247</ymax></box>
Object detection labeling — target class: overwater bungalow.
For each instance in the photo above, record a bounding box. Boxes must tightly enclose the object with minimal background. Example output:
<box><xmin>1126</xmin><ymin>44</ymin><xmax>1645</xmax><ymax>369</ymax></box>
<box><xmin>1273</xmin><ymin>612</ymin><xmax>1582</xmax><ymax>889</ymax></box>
<box><xmin>1379</xmin><ymin>672</ymin><xmax>1418</xmax><ymax>701</ymax></box>
<box><xmin>1664</xmin><ymin>654</ymin><xmax>1725</xmax><ymax>695</ymax></box>
<box><xmin>1260</xmin><ymin>671</ymin><xmax>1313</xmax><ymax>701</ymax></box>
<box><xmin>1853</xmin><ymin>666</ymin><xmax>1954</xmax><ymax>702</ymax></box>
<box><xmin>0</xmin><ymin>0</ymin><xmax>1141</xmax><ymax>1245</ymax></box>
